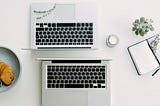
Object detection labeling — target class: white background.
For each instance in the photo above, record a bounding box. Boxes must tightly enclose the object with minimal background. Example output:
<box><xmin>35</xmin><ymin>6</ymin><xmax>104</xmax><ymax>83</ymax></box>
<box><xmin>0</xmin><ymin>0</ymin><xmax>160</xmax><ymax>106</ymax></box>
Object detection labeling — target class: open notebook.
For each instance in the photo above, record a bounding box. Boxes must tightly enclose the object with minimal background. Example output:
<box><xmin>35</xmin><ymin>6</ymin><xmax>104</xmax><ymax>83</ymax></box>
<box><xmin>128</xmin><ymin>40</ymin><xmax>160</xmax><ymax>75</ymax></box>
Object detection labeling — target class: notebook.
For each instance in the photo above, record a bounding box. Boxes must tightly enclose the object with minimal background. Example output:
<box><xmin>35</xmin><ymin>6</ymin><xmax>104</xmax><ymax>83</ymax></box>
<box><xmin>30</xmin><ymin>2</ymin><xmax>98</xmax><ymax>50</ymax></box>
<box><xmin>39</xmin><ymin>58</ymin><xmax>111</xmax><ymax>106</ymax></box>
<box><xmin>128</xmin><ymin>40</ymin><xmax>160</xmax><ymax>75</ymax></box>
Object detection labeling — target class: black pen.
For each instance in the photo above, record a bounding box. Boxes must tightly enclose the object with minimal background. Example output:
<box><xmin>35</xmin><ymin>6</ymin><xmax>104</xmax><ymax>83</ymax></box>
<box><xmin>152</xmin><ymin>68</ymin><xmax>160</xmax><ymax>76</ymax></box>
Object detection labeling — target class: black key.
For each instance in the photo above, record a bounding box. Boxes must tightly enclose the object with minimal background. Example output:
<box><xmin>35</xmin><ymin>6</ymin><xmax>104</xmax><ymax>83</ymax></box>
<box><xmin>97</xmin><ymin>80</ymin><xmax>105</xmax><ymax>83</ymax></box>
<box><xmin>103</xmin><ymin>75</ymin><xmax>105</xmax><ymax>79</ymax></box>
<box><xmin>45</xmin><ymin>28</ymin><xmax>48</xmax><ymax>31</ymax></box>
<box><xmin>43</xmin><ymin>32</ymin><xmax>47</xmax><ymax>35</ymax></box>
<box><xmin>57</xmin><ymin>23</ymin><xmax>75</xmax><ymax>27</ymax></box>
<box><xmin>65</xmin><ymin>84</ymin><xmax>84</xmax><ymax>88</ymax></box>
<box><xmin>36</xmin><ymin>23</ymin><xmax>39</xmax><ymax>26</ymax></box>
<box><xmin>60</xmin><ymin>84</ymin><xmax>64</xmax><ymax>88</ymax></box>
<box><xmin>36</xmin><ymin>39</ymin><xmax>41</xmax><ymax>42</ymax></box>
<box><xmin>99</xmin><ymin>76</ymin><xmax>103</xmax><ymax>80</ymax></box>
<box><xmin>87</xmin><ymin>76</ymin><xmax>90</xmax><ymax>79</ymax></box>
<box><xmin>39</xmin><ymin>32</ymin><xmax>42</xmax><ymax>35</ymax></box>
<box><xmin>42</xmin><ymin>39</ymin><xmax>45</xmax><ymax>42</ymax></box>
<box><xmin>67</xmin><ymin>31</ymin><xmax>70</xmax><ymax>34</ymax></box>
<box><xmin>63</xmin><ymin>31</ymin><xmax>66</xmax><ymax>34</ymax></box>
<box><xmin>47</xmin><ymin>32</ymin><xmax>50</xmax><ymax>35</ymax></box>
<box><xmin>49</xmin><ymin>28</ymin><xmax>52</xmax><ymax>31</ymax></box>
<box><xmin>85</xmin><ymin>80</ymin><xmax>88</xmax><ymax>83</ymax></box>
<box><xmin>77</xmin><ymin>80</ymin><xmax>80</xmax><ymax>83</ymax></box>
<box><xmin>79</xmin><ymin>31</ymin><xmax>82</xmax><ymax>34</ymax></box>
<box><xmin>90</xmin><ymin>39</ymin><xmax>93</xmax><ymax>42</ymax></box>
<box><xmin>89</xmin><ymin>23</ymin><xmax>93</xmax><ymax>26</ymax></box>
<box><xmin>53</xmin><ymin>27</ymin><xmax>56</xmax><ymax>31</ymax></box>
<box><xmin>98</xmin><ymin>84</ymin><xmax>101</xmax><ymax>88</ymax></box>
<box><xmin>36</xmin><ymin>32</ymin><xmax>39</xmax><ymax>36</ymax></box>
<box><xmin>65</xmin><ymin>80</ymin><xmax>68</xmax><ymax>83</ymax></box>
<box><xmin>90</xmin><ymin>84</ymin><xmax>93</xmax><ymax>88</ymax></box>
<box><xmin>57</xmin><ymin>27</ymin><xmax>60</xmax><ymax>31</ymax></box>
<box><xmin>47</xmin><ymin>84</ymin><xmax>51</xmax><ymax>88</ymax></box>
<box><xmin>46</xmin><ymin>39</ymin><xmax>49</xmax><ymax>42</ymax></box>
<box><xmin>56</xmin><ymin>84</ymin><xmax>59</xmax><ymax>88</ymax></box>
<box><xmin>52</xmin><ymin>23</ymin><xmax>56</xmax><ymax>27</ymax></box>
<box><xmin>85</xmin><ymin>23</ymin><xmax>89</xmax><ymax>27</ymax></box>
<box><xmin>51</xmin><ymin>32</ymin><xmax>54</xmax><ymax>35</ymax></box>
<box><xmin>73</xmin><ymin>80</ymin><xmax>76</xmax><ymax>83</ymax></box>
<box><xmin>40</xmin><ymin>23</ymin><xmax>43</xmax><ymax>27</ymax></box>
<box><xmin>82</xmin><ymin>23</ymin><xmax>84</xmax><ymax>26</ymax></box>
<box><xmin>50</xmin><ymin>39</ymin><xmax>53</xmax><ymax>42</ymax></box>
<box><xmin>87</xmin><ymin>31</ymin><xmax>93</xmax><ymax>34</ymax></box>
<box><xmin>36</xmin><ymin>43</ymin><xmax>39</xmax><ymax>45</ymax></box>
<box><xmin>36</xmin><ymin>35</ymin><xmax>39</xmax><ymax>38</ymax></box>
<box><xmin>69</xmin><ymin>27</ymin><xmax>72</xmax><ymax>30</ymax></box>
<box><xmin>65</xmin><ymin>27</ymin><xmax>68</xmax><ymax>30</ymax></box>
<box><xmin>81</xmin><ymin>80</ymin><xmax>84</xmax><ymax>83</ymax></box>
<box><xmin>53</xmin><ymin>80</ymin><xmax>56</xmax><ymax>83</ymax></box>
<box><xmin>52</xmin><ymin>84</ymin><xmax>55</xmax><ymax>88</ymax></box>
<box><xmin>36</xmin><ymin>28</ymin><xmax>44</xmax><ymax>31</ymax></box>
<box><xmin>89</xmin><ymin>80</ymin><xmax>92</xmax><ymax>83</ymax></box>
<box><xmin>47</xmin><ymin>80</ymin><xmax>52</xmax><ymax>83</ymax></box>
<box><xmin>77</xmin><ymin>23</ymin><xmax>80</xmax><ymax>27</ymax></box>
<box><xmin>93</xmin><ymin>80</ymin><xmax>96</xmax><ymax>83</ymax></box>
<box><xmin>48</xmin><ymin>23</ymin><xmax>51</xmax><ymax>27</ymax></box>
<box><xmin>73</xmin><ymin>27</ymin><xmax>76</xmax><ymax>30</ymax></box>
<box><xmin>71</xmin><ymin>31</ymin><xmax>74</xmax><ymax>34</ymax></box>
<box><xmin>89</xmin><ymin>27</ymin><xmax>93</xmax><ymax>30</ymax></box>
<box><xmin>102</xmin><ymin>86</ymin><xmax>105</xmax><ymax>88</ymax></box>
<box><xmin>69</xmin><ymin>80</ymin><xmax>72</xmax><ymax>83</ymax></box>
<box><xmin>85</xmin><ymin>84</ymin><xmax>89</xmax><ymax>88</ymax></box>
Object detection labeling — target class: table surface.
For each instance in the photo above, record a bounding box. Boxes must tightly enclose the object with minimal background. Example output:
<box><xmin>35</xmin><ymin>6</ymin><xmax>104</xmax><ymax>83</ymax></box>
<box><xmin>1</xmin><ymin>0</ymin><xmax>160</xmax><ymax>106</ymax></box>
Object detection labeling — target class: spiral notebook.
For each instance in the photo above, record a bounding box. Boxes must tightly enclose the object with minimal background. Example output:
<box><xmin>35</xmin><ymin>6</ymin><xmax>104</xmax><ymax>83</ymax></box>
<box><xmin>128</xmin><ymin>39</ymin><xmax>160</xmax><ymax>75</ymax></box>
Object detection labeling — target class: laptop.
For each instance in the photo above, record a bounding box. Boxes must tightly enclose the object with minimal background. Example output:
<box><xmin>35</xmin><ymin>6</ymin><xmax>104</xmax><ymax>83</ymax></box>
<box><xmin>30</xmin><ymin>2</ymin><xmax>98</xmax><ymax>49</ymax></box>
<box><xmin>40</xmin><ymin>58</ymin><xmax>111</xmax><ymax>106</ymax></box>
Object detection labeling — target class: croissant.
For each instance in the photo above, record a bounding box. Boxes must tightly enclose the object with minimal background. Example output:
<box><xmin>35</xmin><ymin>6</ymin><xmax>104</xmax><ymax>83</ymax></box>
<box><xmin>0</xmin><ymin>62</ymin><xmax>14</xmax><ymax>86</ymax></box>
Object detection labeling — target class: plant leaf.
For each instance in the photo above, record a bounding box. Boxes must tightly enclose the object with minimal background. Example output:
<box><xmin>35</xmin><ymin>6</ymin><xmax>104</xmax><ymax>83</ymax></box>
<box><xmin>140</xmin><ymin>17</ymin><xmax>145</xmax><ymax>22</ymax></box>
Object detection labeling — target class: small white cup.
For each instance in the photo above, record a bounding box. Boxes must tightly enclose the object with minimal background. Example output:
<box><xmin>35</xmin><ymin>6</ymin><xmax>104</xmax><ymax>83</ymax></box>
<box><xmin>106</xmin><ymin>34</ymin><xmax>119</xmax><ymax>47</ymax></box>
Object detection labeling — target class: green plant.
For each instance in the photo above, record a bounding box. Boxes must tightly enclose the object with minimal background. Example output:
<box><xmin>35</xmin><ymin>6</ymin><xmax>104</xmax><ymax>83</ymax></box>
<box><xmin>132</xmin><ymin>17</ymin><xmax>154</xmax><ymax>36</ymax></box>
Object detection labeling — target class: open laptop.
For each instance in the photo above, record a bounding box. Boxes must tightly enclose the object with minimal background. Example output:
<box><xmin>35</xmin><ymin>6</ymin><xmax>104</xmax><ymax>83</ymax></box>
<box><xmin>30</xmin><ymin>2</ymin><xmax>98</xmax><ymax>49</ymax></box>
<box><xmin>40</xmin><ymin>58</ymin><xmax>111</xmax><ymax>106</ymax></box>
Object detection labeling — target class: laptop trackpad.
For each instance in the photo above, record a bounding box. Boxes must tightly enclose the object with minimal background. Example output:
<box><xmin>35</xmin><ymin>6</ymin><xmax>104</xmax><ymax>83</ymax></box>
<box><xmin>63</xmin><ymin>91</ymin><xmax>88</xmax><ymax>106</ymax></box>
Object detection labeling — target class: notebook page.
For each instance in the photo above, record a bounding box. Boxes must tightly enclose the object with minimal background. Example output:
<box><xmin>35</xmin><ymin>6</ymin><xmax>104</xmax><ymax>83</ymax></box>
<box><xmin>129</xmin><ymin>41</ymin><xmax>159</xmax><ymax>75</ymax></box>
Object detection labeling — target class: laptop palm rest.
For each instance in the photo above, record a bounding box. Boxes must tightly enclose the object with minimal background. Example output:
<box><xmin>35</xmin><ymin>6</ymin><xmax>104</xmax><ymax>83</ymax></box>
<box><xmin>43</xmin><ymin>90</ymin><xmax>88</xmax><ymax>106</ymax></box>
<box><xmin>63</xmin><ymin>91</ymin><xmax>88</xmax><ymax>106</ymax></box>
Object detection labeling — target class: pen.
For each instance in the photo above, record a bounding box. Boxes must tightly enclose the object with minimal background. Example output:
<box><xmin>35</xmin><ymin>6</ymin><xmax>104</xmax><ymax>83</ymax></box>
<box><xmin>152</xmin><ymin>68</ymin><xmax>160</xmax><ymax>76</ymax></box>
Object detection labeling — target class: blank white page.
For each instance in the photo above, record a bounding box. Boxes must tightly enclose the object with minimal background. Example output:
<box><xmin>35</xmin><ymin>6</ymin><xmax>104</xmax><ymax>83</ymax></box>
<box><xmin>129</xmin><ymin>40</ymin><xmax>159</xmax><ymax>75</ymax></box>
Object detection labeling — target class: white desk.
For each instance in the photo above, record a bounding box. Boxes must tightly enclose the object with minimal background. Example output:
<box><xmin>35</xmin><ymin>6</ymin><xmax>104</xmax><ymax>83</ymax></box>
<box><xmin>1</xmin><ymin>0</ymin><xmax>160</xmax><ymax>106</ymax></box>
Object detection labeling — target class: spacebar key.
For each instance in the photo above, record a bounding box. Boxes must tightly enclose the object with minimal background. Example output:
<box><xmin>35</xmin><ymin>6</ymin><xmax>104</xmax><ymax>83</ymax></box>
<box><xmin>65</xmin><ymin>84</ymin><xmax>84</xmax><ymax>88</ymax></box>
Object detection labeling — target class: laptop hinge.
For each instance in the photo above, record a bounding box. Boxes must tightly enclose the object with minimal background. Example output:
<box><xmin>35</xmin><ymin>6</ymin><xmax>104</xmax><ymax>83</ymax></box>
<box><xmin>51</xmin><ymin>60</ymin><xmax>101</xmax><ymax>63</ymax></box>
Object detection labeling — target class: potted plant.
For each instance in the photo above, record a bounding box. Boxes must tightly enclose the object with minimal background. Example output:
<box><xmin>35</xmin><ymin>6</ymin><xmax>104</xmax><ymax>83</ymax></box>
<box><xmin>132</xmin><ymin>17</ymin><xmax>154</xmax><ymax>36</ymax></box>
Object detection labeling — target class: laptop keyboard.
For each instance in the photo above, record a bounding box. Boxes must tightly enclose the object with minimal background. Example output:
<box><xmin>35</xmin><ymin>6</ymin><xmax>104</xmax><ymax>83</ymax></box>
<box><xmin>35</xmin><ymin>23</ymin><xmax>93</xmax><ymax>46</ymax></box>
<box><xmin>47</xmin><ymin>65</ymin><xmax>106</xmax><ymax>88</ymax></box>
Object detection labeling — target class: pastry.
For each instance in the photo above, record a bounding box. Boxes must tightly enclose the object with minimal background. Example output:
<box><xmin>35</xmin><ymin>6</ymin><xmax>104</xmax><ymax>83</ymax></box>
<box><xmin>0</xmin><ymin>62</ymin><xmax>14</xmax><ymax>86</ymax></box>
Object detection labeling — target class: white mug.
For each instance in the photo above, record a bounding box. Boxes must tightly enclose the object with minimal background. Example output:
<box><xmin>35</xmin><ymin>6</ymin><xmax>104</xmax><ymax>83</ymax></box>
<box><xmin>106</xmin><ymin>34</ymin><xmax>119</xmax><ymax>47</ymax></box>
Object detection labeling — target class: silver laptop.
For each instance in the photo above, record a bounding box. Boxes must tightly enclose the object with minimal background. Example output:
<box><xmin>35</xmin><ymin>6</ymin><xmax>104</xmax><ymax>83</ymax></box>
<box><xmin>30</xmin><ymin>3</ymin><xmax>98</xmax><ymax>49</ymax></box>
<box><xmin>41</xmin><ymin>58</ymin><xmax>111</xmax><ymax>106</ymax></box>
